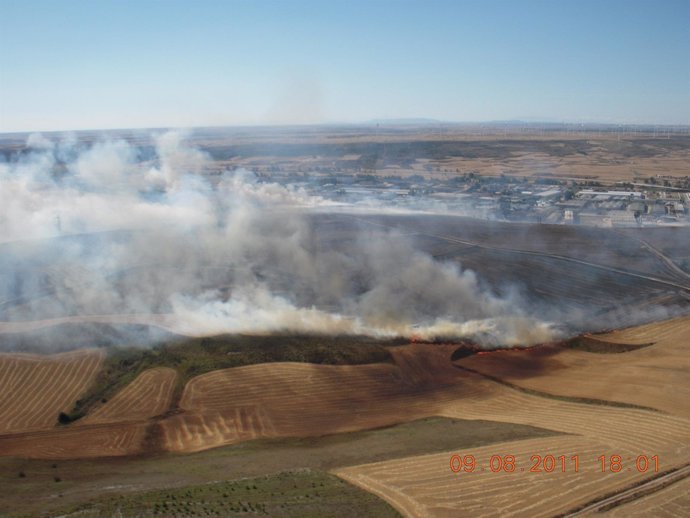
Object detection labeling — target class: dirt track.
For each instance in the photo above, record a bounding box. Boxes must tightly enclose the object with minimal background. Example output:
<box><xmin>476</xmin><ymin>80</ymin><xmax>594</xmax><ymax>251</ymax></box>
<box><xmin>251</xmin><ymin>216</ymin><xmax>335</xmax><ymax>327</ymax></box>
<box><xmin>564</xmin><ymin>463</ymin><xmax>690</xmax><ymax>516</ymax></box>
<box><xmin>604</xmin><ymin>475</ymin><xmax>690</xmax><ymax>516</ymax></box>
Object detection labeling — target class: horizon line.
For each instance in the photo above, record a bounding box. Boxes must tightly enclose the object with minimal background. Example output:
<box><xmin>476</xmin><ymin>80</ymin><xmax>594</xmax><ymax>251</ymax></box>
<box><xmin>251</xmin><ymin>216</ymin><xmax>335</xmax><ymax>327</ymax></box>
<box><xmin>2</xmin><ymin>119</ymin><xmax>690</xmax><ymax>137</ymax></box>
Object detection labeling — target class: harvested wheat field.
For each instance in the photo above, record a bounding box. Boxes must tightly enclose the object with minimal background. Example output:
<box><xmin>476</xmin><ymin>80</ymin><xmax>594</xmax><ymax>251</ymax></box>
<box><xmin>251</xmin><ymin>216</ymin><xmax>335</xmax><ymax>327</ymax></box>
<box><xmin>456</xmin><ymin>315</ymin><xmax>690</xmax><ymax>417</ymax></box>
<box><xmin>0</xmin><ymin>348</ymin><xmax>103</xmax><ymax>434</ymax></box>
<box><xmin>0</xmin><ymin>342</ymin><xmax>531</xmax><ymax>459</ymax></box>
<box><xmin>333</xmin><ymin>316</ymin><xmax>690</xmax><ymax>517</ymax></box>
<box><xmin>604</xmin><ymin>476</ymin><xmax>690</xmax><ymax>517</ymax></box>
<box><xmin>160</xmin><ymin>343</ymin><xmax>470</xmax><ymax>453</ymax></box>
<box><xmin>0</xmin><ymin>343</ymin><xmax>471</xmax><ymax>458</ymax></box>
<box><xmin>0</xmin><ymin>420</ymin><xmax>150</xmax><ymax>459</ymax></box>
<box><xmin>0</xmin><ymin>364</ymin><xmax>174</xmax><ymax>458</ymax></box>
<box><xmin>1</xmin><ymin>318</ymin><xmax>689</xmax><ymax>514</ymax></box>
<box><xmin>335</xmin><ymin>367</ymin><xmax>690</xmax><ymax>517</ymax></box>
<box><xmin>78</xmin><ymin>367</ymin><xmax>177</xmax><ymax>425</ymax></box>
<box><xmin>0</xmin><ymin>364</ymin><xmax>165</xmax><ymax>459</ymax></box>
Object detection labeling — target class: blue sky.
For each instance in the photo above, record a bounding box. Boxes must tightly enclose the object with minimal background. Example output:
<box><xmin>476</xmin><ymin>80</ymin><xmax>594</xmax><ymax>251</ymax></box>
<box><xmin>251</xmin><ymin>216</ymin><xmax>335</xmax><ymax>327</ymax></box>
<box><xmin>1</xmin><ymin>0</ymin><xmax>688</xmax><ymax>132</ymax></box>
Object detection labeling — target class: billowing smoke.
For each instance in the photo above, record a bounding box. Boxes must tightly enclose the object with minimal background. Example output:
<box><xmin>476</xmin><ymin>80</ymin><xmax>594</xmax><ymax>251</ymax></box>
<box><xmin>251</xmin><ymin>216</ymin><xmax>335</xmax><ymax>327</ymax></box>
<box><xmin>0</xmin><ymin>131</ymin><xmax>560</xmax><ymax>347</ymax></box>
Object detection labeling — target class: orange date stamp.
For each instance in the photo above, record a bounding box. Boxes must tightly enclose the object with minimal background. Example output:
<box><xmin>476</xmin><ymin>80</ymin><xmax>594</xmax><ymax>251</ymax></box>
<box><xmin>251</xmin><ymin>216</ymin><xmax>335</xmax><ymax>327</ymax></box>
<box><xmin>449</xmin><ymin>454</ymin><xmax>660</xmax><ymax>474</ymax></box>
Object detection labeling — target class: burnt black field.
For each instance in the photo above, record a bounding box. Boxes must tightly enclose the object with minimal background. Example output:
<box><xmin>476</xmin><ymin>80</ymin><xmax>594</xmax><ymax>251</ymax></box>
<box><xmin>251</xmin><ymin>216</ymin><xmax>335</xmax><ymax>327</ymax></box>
<box><xmin>2</xmin><ymin>213</ymin><xmax>689</xmax><ymax>340</ymax></box>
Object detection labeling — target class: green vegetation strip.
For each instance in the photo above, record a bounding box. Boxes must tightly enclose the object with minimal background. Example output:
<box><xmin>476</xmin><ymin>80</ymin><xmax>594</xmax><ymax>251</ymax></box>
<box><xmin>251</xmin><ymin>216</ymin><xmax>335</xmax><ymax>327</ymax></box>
<box><xmin>30</xmin><ymin>469</ymin><xmax>402</xmax><ymax>518</ymax></box>
<box><xmin>453</xmin><ymin>364</ymin><xmax>663</xmax><ymax>412</ymax></box>
<box><xmin>224</xmin><ymin>416</ymin><xmax>561</xmax><ymax>467</ymax></box>
<box><xmin>1</xmin><ymin>417</ymin><xmax>561</xmax><ymax>517</ymax></box>
<box><xmin>61</xmin><ymin>334</ymin><xmax>400</xmax><ymax>423</ymax></box>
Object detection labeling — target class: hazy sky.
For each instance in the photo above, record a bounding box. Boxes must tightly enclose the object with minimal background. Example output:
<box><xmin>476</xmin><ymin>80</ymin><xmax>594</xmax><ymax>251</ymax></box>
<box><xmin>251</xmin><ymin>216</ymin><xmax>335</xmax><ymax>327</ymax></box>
<box><xmin>1</xmin><ymin>0</ymin><xmax>689</xmax><ymax>132</ymax></box>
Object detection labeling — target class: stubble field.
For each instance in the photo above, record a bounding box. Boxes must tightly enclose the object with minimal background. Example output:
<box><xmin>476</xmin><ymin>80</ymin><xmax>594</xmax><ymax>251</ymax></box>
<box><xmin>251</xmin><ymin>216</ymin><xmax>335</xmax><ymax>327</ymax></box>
<box><xmin>1</xmin><ymin>128</ymin><xmax>689</xmax><ymax>516</ymax></box>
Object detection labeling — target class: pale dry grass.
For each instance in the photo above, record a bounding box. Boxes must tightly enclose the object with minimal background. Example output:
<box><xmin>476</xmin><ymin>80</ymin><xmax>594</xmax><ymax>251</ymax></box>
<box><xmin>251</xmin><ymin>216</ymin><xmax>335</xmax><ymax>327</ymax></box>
<box><xmin>209</xmin><ymin>130</ymin><xmax>690</xmax><ymax>184</ymax></box>
<box><xmin>435</xmin><ymin>148</ymin><xmax>690</xmax><ymax>183</ymax></box>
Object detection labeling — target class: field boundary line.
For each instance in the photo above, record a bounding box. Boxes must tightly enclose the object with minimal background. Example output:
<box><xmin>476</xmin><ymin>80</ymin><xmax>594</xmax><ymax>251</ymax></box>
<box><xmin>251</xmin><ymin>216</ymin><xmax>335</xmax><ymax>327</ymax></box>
<box><xmin>452</xmin><ymin>363</ymin><xmax>664</xmax><ymax>413</ymax></box>
<box><xmin>559</xmin><ymin>462</ymin><xmax>690</xmax><ymax>516</ymax></box>
<box><xmin>613</xmin><ymin>229</ymin><xmax>690</xmax><ymax>285</ymax></box>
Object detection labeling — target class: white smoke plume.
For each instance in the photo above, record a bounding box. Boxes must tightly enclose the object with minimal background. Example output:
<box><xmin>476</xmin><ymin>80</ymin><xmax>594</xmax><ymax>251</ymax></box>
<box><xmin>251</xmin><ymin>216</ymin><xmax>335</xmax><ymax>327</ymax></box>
<box><xmin>0</xmin><ymin>131</ymin><xmax>560</xmax><ymax>347</ymax></box>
